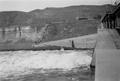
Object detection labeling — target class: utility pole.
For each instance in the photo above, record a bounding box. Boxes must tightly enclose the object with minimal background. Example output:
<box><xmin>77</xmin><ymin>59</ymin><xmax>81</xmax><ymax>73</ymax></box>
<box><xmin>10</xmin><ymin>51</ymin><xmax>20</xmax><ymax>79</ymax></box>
<box><xmin>18</xmin><ymin>26</ymin><xmax>21</xmax><ymax>38</ymax></box>
<box><xmin>2</xmin><ymin>27</ymin><xmax>5</xmax><ymax>39</ymax></box>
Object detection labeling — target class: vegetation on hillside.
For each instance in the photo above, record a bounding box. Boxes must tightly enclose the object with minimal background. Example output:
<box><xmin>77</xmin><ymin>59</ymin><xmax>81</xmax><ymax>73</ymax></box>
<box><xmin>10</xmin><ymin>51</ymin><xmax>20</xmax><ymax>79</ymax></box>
<box><xmin>0</xmin><ymin>4</ymin><xmax>114</xmax><ymax>42</ymax></box>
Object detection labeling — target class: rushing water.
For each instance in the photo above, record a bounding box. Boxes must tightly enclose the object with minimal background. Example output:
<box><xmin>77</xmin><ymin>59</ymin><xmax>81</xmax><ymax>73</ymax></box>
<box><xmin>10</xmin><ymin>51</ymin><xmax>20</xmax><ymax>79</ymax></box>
<box><xmin>0</xmin><ymin>50</ymin><xmax>93</xmax><ymax>81</ymax></box>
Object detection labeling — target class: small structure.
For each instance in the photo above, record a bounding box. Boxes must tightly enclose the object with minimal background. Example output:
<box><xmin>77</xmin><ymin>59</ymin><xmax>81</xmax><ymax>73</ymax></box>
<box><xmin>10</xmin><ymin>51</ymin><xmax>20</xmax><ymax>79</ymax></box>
<box><xmin>101</xmin><ymin>3</ymin><xmax>120</xmax><ymax>34</ymax></box>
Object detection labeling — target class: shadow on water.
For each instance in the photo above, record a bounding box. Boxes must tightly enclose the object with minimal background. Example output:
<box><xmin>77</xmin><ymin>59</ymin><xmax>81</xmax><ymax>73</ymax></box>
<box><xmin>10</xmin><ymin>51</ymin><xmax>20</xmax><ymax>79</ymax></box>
<box><xmin>1</xmin><ymin>69</ymin><xmax>95</xmax><ymax>81</ymax></box>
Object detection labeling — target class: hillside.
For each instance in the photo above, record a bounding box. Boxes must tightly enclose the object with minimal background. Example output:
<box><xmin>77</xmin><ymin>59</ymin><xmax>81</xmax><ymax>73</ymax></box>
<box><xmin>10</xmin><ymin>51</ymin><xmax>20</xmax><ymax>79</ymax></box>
<box><xmin>0</xmin><ymin>11</ymin><xmax>32</xmax><ymax>27</ymax></box>
<box><xmin>0</xmin><ymin>5</ymin><xmax>113</xmax><ymax>27</ymax></box>
<box><xmin>0</xmin><ymin>4</ymin><xmax>114</xmax><ymax>42</ymax></box>
<box><xmin>30</xmin><ymin>5</ymin><xmax>105</xmax><ymax>19</ymax></box>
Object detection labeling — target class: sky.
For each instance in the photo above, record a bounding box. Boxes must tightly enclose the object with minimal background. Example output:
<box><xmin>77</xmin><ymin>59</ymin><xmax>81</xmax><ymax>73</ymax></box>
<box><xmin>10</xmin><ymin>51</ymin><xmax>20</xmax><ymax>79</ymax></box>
<box><xmin>0</xmin><ymin>0</ymin><xmax>116</xmax><ymax>12</ymax></box>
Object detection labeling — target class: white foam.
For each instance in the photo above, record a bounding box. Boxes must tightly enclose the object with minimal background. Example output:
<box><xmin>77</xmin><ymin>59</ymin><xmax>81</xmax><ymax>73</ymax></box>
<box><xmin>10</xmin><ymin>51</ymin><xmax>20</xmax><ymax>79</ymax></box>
<box><xmin>0</xmin><ymin>50</ymin><xmax>92</xmax><ymax>78</ymax></box>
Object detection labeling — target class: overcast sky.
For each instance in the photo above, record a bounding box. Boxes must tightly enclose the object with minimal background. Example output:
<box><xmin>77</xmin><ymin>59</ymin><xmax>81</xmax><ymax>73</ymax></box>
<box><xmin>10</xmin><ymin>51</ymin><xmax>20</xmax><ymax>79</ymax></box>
<box><xmin>0</xmin><ymin>0</ymin><xmax>115</xmax><ymax>12</ymax></box>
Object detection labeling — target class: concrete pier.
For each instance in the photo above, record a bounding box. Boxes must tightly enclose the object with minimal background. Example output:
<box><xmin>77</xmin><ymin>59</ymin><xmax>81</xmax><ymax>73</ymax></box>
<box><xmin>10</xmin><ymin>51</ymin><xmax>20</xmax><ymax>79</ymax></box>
<box><xmin>94</xmin><ymin>29</ymin><xmax>120</xmax><ymax>81</ymax></box>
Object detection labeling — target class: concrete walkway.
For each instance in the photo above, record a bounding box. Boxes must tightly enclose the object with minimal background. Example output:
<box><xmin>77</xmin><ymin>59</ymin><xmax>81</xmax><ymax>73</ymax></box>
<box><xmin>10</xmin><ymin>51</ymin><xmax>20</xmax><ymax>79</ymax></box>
<box><xmin>96</xmin><ymin>29</ymin><xmax>116</xmax><ymax>49</ymax></box>
<box><xmin>95</xmin><ymin>29</ymin><xmax>120</xmax><ymax>81</ymax></box>
<box><xmin>95</xmin><ymin>49</ymin><xmax>120</xmax><ymax>81</ymax></box>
